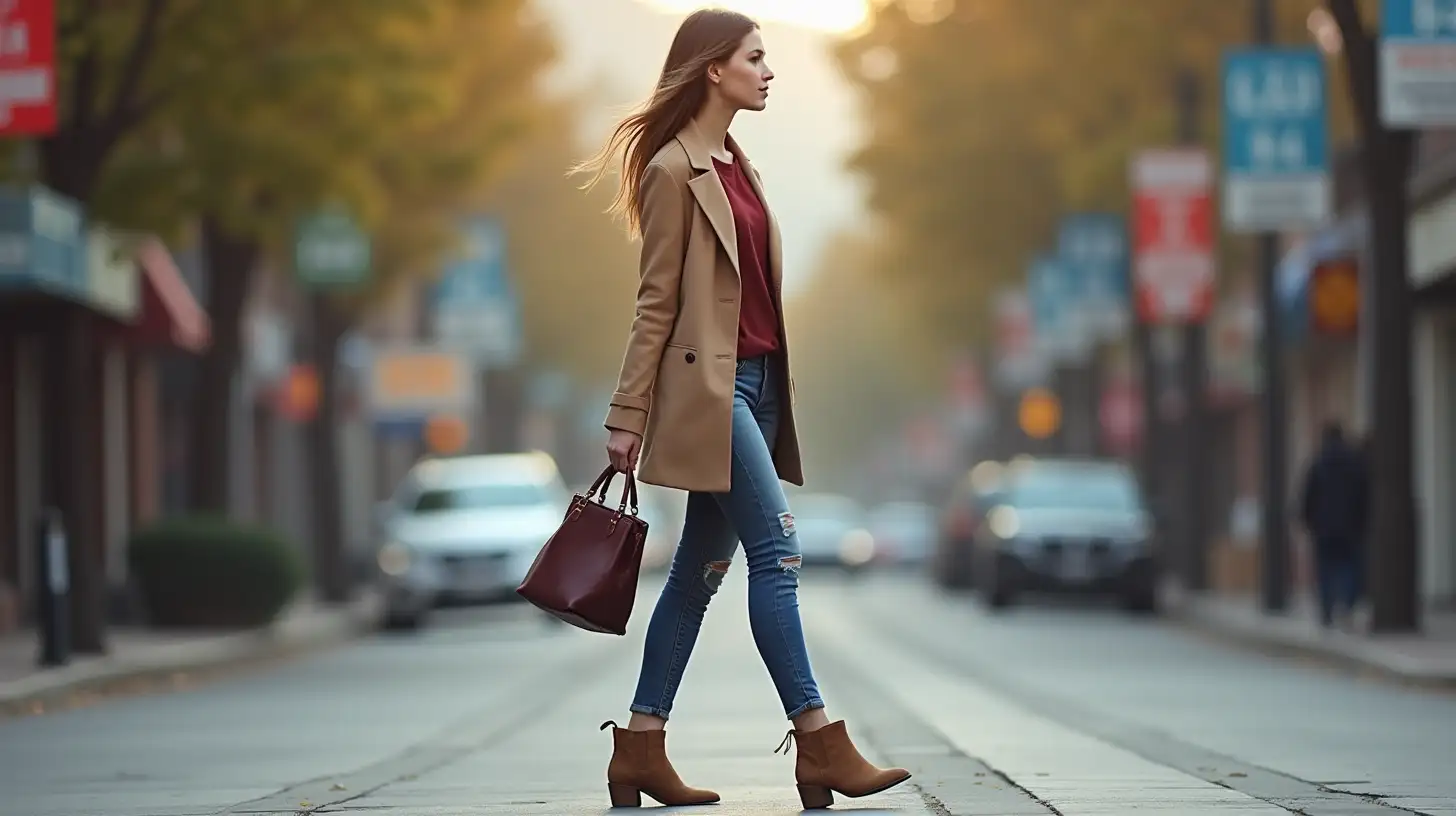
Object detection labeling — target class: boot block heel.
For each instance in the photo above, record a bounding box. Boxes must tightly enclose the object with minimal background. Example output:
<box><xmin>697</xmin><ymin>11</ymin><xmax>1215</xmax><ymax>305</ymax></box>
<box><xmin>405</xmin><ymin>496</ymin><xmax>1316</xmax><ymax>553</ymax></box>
<box><xmin>608</xmin><ymin>783</ymin><xmax>642</xmax><ymax>807</ymax></box>
<box><xmin>798</xmin><ymin>783</ymin><xmax>834</xmax><ymax>809</ymax></box>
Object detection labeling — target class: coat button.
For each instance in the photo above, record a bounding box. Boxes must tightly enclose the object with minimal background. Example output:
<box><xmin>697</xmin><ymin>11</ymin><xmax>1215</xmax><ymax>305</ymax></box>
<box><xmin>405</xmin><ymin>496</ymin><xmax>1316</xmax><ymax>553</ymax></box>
<box><xmin>685</xmin><ymin>352</ymin><xmax>696</xmax><ymax>364</ymax></box>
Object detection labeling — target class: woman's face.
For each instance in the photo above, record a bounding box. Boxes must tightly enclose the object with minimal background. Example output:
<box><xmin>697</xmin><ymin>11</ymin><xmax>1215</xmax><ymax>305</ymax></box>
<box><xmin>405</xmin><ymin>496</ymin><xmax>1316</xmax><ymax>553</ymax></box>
<box><xmin>708</xmin><ymin>29</ymin><xmax>773</xmax><ymax>112</ymax></box>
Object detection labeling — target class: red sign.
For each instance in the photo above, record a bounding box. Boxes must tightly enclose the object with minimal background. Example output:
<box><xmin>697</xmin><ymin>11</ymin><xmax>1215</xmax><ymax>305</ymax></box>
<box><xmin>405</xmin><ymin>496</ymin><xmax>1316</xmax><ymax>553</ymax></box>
<box><xmin>0</xmin><ymin>0</ymin><xmax>55</xmax><ymax>136</ymax></box>
<box><xmin>274</xmin><ymin>364</ymin><xmax>320</xmax><ymax>423</ymax></box>
<box><xmin>994</xmin><ymin>290</ymin><xmax>1033</xmax><ymax>355</ymax></box>
<box><xmin>1099</xmin><ymin>377</ymin><xmax>1143</xmax><ymax>455</ymax></box>
<box><xmin>1130</xmin><ymin>148</ymin><xmax>1215</xmax><ymax>324</ymax></box>
<box><xmin>950</xmin><ymin>356</ymin><xmax>984</xmax><ymax>410</ymax></box>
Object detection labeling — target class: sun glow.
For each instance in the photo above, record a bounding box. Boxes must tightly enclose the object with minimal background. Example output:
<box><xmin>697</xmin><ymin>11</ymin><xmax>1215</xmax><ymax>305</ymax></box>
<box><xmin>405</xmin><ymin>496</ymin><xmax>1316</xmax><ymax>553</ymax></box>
<box><xmin>642</xmin><ymin>0</ymin><xmax>872</xmax><ymax>34</ymax></box>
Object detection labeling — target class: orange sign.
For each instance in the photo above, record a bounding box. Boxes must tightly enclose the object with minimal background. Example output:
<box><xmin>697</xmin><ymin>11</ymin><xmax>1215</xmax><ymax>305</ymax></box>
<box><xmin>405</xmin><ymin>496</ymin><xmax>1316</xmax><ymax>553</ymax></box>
<box><xmin>1310</xmin><ymin>258</ymin><xmax>1358</xmax><ymax>335</ymax></box>
<box><xmin>424</xmin><ymin>413</ymin><xmax>469</xmax><ymax>455</ymax></box>
<box><xmin>1018</xmin><ymin>388</ymin><xmax>1062</xmax><ymax>440</ymax></box>
<box><xmin>276</xmin><ymin>364</ymin><xmax>320</xmax><ymax>423</ymax></box>
<box><xmin>367</xmin><ymin>347</ymin><xmax>472</xmax><ymax>419</ymax></box>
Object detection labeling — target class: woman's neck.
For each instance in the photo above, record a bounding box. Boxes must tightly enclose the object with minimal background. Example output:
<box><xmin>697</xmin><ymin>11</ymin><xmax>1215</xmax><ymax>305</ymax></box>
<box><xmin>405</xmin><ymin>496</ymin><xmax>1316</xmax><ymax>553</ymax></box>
<box><xmin>693</xmin><ymin>99</ymin><xmax>737</xmax><ymax>162</ymax></box>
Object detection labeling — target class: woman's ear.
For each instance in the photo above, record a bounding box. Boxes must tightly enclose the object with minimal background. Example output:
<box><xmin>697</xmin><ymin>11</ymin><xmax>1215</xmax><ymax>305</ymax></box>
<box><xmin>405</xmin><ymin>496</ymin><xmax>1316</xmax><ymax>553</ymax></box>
<box><xmin>706</xmin><ymin>61</ymin><xmax>721</xmax><ymax>84</ymax></box>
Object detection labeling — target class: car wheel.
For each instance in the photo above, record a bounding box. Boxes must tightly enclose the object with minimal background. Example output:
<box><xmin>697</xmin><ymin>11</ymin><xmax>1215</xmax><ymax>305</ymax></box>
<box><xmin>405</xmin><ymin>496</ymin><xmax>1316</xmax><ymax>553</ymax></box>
<box><xmin>1121</xmin><ymin>588</ymin><xmax>1159</xmax><ymax>615</ymax></box>
<box><xmin>982</xmin><ymin>582</ymin><xmax>1014</xmax><ymax>610</ymax></box>
<box><xmin>381</xmin><ymin>606</ymin><xmax>426</xmax><ymax>632</ymax></box>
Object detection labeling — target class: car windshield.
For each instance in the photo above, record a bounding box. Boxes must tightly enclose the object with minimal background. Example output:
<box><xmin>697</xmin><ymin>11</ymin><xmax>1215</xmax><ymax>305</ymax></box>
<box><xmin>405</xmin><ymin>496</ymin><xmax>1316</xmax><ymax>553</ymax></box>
<box><xmin>411</xmin><ymin>482</ymin><xmax>554</xmax><ymax>513</ymax></box>
<box><xmin>1006</xmin><ymin>467</ymin><xmax>1141</xmax><ymax>512</ymax></box>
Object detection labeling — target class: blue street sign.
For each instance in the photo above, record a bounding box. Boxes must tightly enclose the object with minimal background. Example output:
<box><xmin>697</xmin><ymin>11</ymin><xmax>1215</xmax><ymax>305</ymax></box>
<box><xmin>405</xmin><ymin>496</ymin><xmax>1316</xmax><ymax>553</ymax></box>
<box><xmin>1028</xmin><ymin>254</ymin><xmax>1078</xmax><ymax>362</ymax></box>
<box><xmin>1221</xmin><ymin>47</ymin><xmax>1330</xmax><ymax>232</ymax></box>
<box><xmin>1380</xmin><ymin>0</ymin><xmax>1456</xmax><ymax>126</ymax></box>
<box><xmin>1056</xmin><ymin>213</ymin><xmax>1129</xmax><ymax>340</ymax></box>
<box><xmin>432</xmin><ymin>217</ymin><xmax>521</xmax><ymax>367</ymax></box>
<box><xmin>0</xmin><ymin>185</ymin><xmax>86</xmax><ymax>300</ymax></box>
<box><xmin>1384</xmin><ymin>0</ymin><xmax>1456</xmax><ymax>38</ymax></box>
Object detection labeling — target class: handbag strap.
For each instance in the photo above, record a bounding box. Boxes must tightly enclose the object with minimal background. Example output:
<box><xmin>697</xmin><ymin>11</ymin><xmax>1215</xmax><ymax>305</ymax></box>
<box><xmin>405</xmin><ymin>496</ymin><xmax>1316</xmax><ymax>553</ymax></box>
<box><xmin>586</xmin><ymin>465</ymin><xmax>640</xmax><ymax>515</ymax></box>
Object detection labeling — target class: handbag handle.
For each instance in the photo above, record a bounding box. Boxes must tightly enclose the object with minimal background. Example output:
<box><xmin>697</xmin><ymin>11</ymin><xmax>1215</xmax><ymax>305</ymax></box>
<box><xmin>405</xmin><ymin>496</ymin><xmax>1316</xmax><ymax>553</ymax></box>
<box><xmin>585</xmin><ymin>465</ymin><xmax>640</xmax><ymax>515</ymax></box>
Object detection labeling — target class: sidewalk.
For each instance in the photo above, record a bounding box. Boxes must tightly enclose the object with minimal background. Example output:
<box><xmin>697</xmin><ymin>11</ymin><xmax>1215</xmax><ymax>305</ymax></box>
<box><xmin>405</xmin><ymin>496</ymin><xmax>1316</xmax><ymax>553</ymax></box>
<box><xmin>0</xmin><ymin>590</ymin><xmax>381</xmax><ymax>714</ymax></box>
<box><xmin>1168</xmin><ymin>587</ymin><xmax>1456</xmax><ymax>685</ymax></box>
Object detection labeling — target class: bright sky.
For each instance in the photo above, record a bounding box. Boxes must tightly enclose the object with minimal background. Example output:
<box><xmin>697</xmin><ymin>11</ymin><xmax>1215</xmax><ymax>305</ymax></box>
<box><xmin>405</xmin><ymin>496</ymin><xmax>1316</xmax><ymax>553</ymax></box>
<box><xmin>643</xmin><ymin>0</ymin><xmax>871</xmax><ymax>33</ymax></box>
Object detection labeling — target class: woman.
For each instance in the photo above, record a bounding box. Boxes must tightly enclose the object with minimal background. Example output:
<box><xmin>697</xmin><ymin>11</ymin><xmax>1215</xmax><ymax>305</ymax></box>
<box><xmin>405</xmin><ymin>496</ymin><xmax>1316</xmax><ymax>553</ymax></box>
<box><xmin>574</xmin><ymin>8</ymin><xmax>911</xmax><ymax>811</ymax></box>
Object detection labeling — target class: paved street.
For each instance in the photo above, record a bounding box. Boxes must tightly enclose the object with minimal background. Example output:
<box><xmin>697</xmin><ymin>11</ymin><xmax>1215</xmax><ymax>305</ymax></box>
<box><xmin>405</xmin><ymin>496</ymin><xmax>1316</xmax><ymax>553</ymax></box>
<box><xmin>1</xmin><ymin>568</ymin><xmax>1453</xmax><ymax>815</ymax></box>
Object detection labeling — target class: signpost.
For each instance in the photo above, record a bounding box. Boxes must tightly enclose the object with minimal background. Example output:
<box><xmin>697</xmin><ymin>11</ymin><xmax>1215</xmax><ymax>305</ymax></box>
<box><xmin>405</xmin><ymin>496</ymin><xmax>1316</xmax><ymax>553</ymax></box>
<box><xmin>1130</xmin><ymin>148</ymin><xmax>1216</xmax><ymax>324</ymax></box>
<box><xmin>0</xmin><ymin>0</ymin><xmax>56</xmax><ymax>136</ymax></box>
<box><xmin>1221</xmin><ymin>47</ymin><xmax>1330</xmax><ymax>232</ymax></box>
<box><xmin>1057</xmin><ymin>213</ymin><xmax>1130</xmax><ymax>340</ymax></box>
<box><xmin>1380</xmin><ymin>0</ymin><xmax>1456</xmax><ymax>126</ymax></box>
<box><xmin>294</xmin><ymin>209</ymin><xmax>371</xmax><ymax>289</ymax></box>
<box><xmin>992</xmin><ymin>289</ymin><xmax>1046</xmax><ymax>390</ymax></box>
<box><xmin>432</xmin><ymin>217</ymin><xmax>521</xmax><ymax>367</ymax></box>
<box><xmin>1027</xmin><ymin>254</ymin><xmax>1077</xmax><ymax>363</ymax></box>
<box><xmin>367</xmin><ymin>347</ymin><xmax>474</xmax><ymax>439</ymax></box>
<box><xmin>0</xmin><ymin>185</ymin><xmax>85</xmax><ymax>297</ymax></box>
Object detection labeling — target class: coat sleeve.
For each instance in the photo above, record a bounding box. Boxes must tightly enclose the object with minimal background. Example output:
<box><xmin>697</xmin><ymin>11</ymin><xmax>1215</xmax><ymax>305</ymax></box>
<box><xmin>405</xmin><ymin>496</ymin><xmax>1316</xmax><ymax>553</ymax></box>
<box><xmin>604</xmin><ymin>161</ymin><xmax>688</xmax><ymax>436</ymax></box>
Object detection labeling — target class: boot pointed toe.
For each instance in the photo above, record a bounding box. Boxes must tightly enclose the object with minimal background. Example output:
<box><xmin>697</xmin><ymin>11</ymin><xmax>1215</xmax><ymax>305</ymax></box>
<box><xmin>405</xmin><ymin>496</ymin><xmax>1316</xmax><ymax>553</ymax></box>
<box><xmin>603</xmin><ymin>722</ymin><xmax>720</xmax><ymax>807</ymax></box>
<box><xmin>783</xmin><ymin>720</ymin><xmax>912</xmax><ymax>805</ymax></box>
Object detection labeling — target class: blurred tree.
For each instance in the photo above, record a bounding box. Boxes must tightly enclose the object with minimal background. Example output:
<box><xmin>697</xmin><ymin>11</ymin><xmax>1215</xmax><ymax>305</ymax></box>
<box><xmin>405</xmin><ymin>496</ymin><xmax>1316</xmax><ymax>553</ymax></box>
<box><xmin>832</xmin><ymin>0</ymin><xmax>1367</xmax><ymax>345</ymax></box>
<box><xmin>479</xmin><ymin>96</ymin><xmax>641</xmax><ymax>385</ymax></box>
<box><xmin>84</xmin><ymin>0</ymin><xmax>555</xmax><ymax>600</ymax></box>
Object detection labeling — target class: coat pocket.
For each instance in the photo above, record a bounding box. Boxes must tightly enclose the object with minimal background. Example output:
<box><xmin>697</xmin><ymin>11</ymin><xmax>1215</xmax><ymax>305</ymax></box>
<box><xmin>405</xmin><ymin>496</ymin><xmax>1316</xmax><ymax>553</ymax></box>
<box><xmin>663</xmin><ymin>342</ymin><xmax>698</xmax><ymax>365</ymax></box>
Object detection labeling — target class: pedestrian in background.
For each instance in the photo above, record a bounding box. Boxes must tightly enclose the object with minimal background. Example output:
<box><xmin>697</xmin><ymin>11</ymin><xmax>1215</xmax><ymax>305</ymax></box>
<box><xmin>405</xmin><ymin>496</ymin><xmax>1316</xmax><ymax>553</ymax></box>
<box><xmin>573</xmin><ymin>8</ymin><xmax>909</xmax><ymax>811</ymax></box>
<box><xmin>1298</xmin><ymin>421</ymin><xmax>1370</xmax><ymax>631</ymax></box>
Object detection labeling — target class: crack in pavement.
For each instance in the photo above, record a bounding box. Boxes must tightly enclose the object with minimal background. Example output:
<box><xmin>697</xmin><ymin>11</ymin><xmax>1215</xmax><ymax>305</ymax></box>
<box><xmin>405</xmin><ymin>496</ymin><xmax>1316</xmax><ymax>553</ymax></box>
<box><xmin>843</xmin><ymin>596</ymin><xmax>1439</xmax><ymax>816</ymax></box>
<box><xmin>211</xmin><ymin>637</ymin><xmax>621</xmax><ymax>816</ymax></box>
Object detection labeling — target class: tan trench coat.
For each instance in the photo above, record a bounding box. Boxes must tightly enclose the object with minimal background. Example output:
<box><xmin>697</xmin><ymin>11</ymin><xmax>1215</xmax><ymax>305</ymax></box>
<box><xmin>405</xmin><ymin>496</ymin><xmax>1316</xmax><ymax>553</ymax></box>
<box><xmin>603</xmin><ymin>120</ymin><xmax>805</xmax><ymax>493</ymax></box>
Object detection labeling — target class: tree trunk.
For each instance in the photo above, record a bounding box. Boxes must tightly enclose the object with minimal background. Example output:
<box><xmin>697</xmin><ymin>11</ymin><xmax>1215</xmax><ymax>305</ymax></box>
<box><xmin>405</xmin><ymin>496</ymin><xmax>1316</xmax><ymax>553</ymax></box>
<box><xmin>38</xmin><ymin>132</ymin><xmax>106</xmax><ymax>203</ymax></box>
<box><xmin>1329</xmin><ymin>0</ymin><xmax>1420</xmax><ymax>632</ymax></box>
<box><xmin>307</xmin><ymin>293</ymin><xmax>350</xmax><ymax>604</ymax></box>
<box><xmin>188</xmin><ymin>216</ymin><xmax>260</xmax><ymax>515</ymax></box>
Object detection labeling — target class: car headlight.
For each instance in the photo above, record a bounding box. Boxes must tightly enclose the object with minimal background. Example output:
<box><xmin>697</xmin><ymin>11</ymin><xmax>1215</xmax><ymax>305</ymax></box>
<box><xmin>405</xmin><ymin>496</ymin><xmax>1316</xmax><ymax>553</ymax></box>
<box><xmin>377</xmin><ymin>542</ymin><xmax>412</xmax><ymax>576</ymax></box>
<box><xmin>987</xmin><ymin>505</ymin><xmax>1020</xmax><ymax>540</ymax></box>
<box><xmin>839</xmin><ymin>529</ymin><xmax>875</xmax><ymax>566</ymax></box>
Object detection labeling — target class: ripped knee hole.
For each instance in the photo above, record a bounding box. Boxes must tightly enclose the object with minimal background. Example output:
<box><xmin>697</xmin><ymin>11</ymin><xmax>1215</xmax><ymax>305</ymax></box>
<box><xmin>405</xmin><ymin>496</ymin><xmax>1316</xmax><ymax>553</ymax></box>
<box><xmin>701</xmin><ymin>560</ymin><xmax>731</xmax><ymax>584</ymax></box>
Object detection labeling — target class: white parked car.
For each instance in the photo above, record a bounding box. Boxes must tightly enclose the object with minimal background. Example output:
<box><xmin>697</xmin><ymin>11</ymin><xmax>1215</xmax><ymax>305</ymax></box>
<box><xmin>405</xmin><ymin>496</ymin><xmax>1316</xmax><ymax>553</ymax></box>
<box><xmin>373</xmin><ymin>452</ymin><xmax>571</xmax><ymax>629</ymax></box>
<box><xmin>789</xmin><ymin>493</ymin><xmax>875</xmax><ymax>570</ymax></box>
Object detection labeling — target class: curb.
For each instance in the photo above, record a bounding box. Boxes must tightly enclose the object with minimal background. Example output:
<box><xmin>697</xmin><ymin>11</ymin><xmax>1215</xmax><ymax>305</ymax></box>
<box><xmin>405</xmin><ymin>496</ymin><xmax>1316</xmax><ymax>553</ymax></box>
<box><xmin>0</xmin><ymin>594</ymin><xmax>382</xmax><ymax>717</ymax></box>
<box><xmin>1167</xmin><ymin>598</ymin><xmax>1456</xmax><ymax>691</ymax></box>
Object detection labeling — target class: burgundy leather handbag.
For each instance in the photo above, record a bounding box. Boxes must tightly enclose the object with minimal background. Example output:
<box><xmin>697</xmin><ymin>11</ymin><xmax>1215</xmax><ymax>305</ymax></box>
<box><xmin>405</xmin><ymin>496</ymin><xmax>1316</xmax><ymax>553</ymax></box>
<box><xmin>516</xmin><ymin>466</ymin><xmax>648</xmax><ymax>635</ymax></box>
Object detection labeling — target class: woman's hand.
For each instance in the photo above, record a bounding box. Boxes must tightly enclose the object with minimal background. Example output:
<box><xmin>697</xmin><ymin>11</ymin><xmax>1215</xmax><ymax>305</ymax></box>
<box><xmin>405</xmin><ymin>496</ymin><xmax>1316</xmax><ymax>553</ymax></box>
<box><xmin>606</xmin><ymin>429</ymin><xmax>643</xmax><ymax>473</ymax></box>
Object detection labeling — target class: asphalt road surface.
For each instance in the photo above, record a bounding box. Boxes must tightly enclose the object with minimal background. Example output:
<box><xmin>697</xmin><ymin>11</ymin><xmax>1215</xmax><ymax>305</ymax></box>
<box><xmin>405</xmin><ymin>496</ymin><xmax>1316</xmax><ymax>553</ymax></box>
<box><xmin>1</xmin><ymin>567</ymin><xmax>1452</xmax><ymax>815</ymax></box>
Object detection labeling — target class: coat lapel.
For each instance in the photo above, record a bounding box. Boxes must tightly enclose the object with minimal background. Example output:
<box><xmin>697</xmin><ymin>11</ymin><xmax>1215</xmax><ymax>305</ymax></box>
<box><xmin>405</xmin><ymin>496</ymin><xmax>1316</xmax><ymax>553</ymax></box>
<box><xmin>676</xmin><ymin>120</ymin><xmax>739</xmax><ymax>277</ymax></box>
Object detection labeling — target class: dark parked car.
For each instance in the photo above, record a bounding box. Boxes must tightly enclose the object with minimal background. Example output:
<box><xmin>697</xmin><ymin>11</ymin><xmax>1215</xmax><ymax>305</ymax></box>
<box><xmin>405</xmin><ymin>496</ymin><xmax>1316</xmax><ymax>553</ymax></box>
<box><xmin>972</xmin><ymin>458</ymin><xmax>1159</xmax><ymax>613</ymax></box>
<box><xmin>933</xmin><ymin>460</ymin><xmax>1006</xmax><ymax>589</ymax></box>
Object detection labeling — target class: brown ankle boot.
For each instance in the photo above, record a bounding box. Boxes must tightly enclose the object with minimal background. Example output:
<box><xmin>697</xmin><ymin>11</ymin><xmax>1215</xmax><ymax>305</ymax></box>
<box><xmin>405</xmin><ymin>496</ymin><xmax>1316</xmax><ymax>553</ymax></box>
<box><xmin>777</xmin><ymin>720</ymin><xmax>911</xmax><ymax>809</ymax></box>
<box><xmin>601</xmin><ymin>721</ymin><xmax>720</xmax><ymax>807</ymax></box>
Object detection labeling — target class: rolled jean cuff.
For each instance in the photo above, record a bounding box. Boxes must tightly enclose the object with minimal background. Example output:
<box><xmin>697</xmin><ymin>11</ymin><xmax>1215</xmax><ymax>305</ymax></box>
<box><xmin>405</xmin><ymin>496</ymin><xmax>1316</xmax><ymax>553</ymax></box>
<box><xmin>629</xmin><ymin>703</ymin><xmax>672</xmax><ymax>721</ymax></box>
<box><xmin>785</xmin><ymin>698</ymin><xmax>826</xmax><ymax>720</ymax></box>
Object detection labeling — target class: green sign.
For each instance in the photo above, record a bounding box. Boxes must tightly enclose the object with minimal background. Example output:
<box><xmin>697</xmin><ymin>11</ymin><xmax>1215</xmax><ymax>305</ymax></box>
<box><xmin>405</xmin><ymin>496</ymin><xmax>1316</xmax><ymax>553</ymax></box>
<box><xmin>295</xmin><ymin>209</ymin><xmax>371</xmax><ymax>288</ymax></box>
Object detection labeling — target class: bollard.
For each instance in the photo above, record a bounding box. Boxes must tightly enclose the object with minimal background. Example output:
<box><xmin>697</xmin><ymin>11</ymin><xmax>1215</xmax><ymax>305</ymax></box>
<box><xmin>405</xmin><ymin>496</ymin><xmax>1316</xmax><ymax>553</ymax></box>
<box><xmin>35</xmin><ymin>508</ymin><xmax>70</xmax><ymax>668</ymax></box>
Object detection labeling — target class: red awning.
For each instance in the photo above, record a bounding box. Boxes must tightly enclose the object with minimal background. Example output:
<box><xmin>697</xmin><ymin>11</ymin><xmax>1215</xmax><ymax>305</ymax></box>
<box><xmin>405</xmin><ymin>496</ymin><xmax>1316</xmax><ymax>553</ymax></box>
<box><xmin>127</xmin><ymin>237</ymin><xmax>210</xmax><ymax>353</ymax></box>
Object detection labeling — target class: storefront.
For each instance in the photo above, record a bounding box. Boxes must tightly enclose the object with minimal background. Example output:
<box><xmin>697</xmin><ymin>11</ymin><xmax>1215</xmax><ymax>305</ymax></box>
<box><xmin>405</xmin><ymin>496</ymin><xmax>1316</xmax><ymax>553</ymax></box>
<box><xmin>1408</xmin><ymin>162</ymin><xmax>1456</xmax><ymax>608</ymax></box>
<box><xmin>0</xmin><ymin>185</ymin><xmax>118</xmax><ymax>642</ymax></box>
<box><xmin>0</xmin><ymin>185</ymin><xmax>211</xmax><ymax>638</ymax></box>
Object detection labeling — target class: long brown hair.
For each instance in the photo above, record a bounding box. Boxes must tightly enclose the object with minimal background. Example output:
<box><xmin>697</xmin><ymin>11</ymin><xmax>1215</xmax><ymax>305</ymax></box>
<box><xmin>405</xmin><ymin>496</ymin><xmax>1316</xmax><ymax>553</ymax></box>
<box><xmin>572</xmin><ymin>9</ymin><xmax>757</xmax><ymax>238</ymax></box>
